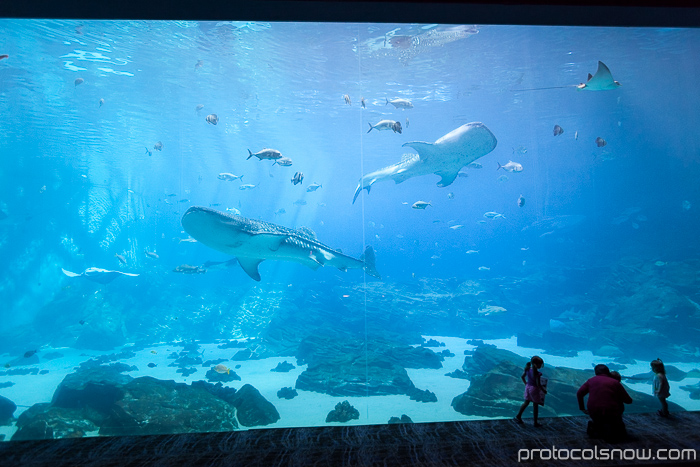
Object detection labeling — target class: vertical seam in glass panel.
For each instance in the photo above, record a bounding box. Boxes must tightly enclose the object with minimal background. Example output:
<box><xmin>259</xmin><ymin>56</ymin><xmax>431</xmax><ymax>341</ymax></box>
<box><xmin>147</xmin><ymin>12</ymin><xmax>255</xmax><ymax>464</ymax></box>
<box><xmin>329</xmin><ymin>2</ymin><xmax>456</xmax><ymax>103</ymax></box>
<box><xmin>358</xmin><ymin>24</ymin><xmax>370</xmax><ymax>420</ymax></box>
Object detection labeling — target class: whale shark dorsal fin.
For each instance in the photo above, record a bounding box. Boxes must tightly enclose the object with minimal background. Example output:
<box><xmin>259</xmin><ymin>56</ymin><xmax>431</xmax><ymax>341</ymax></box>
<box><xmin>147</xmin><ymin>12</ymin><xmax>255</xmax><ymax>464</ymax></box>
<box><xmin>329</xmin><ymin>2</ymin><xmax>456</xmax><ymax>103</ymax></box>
<box><xmin>435</xmin><ymin>170</ymin><xmax>459</xmax><ymax>187</ymax></box>
<box><xmin>296</xmin><ymin>226</ymin><xmax>317</xmax><ymax>240</ymax></box>
<box><xmin>237</xmin><ymin>257</ymin><xmax>263</xmax><ymax>281</ymax></box>
<box><xmin>402</xmin><ymin>141</ymin><xmax>437</xmax><ymax>162</ymax></box>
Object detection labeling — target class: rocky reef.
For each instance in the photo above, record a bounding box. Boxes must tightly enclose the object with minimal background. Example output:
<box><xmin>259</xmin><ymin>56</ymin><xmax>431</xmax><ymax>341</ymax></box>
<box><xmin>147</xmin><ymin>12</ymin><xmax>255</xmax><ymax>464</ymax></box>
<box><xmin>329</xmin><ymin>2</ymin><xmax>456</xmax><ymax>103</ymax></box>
<box><xmin>325</xmin><ymin>400</ymin><xmax>359</xmax><ymax>423</ymax></box>
<box><xmin>11</xmin><ymin>362</ymin><xmax>280</xmax><ymax>440</ymax></box>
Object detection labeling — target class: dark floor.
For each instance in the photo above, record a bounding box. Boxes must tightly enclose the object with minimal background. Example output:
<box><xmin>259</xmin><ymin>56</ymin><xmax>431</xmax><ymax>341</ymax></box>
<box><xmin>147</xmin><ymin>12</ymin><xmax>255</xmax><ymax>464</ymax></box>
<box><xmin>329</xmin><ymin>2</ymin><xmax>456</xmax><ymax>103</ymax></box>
<box><xmin>1</xmin><ymin>411</ymin><xmax>699</xmax><ymax>466</ymax></box>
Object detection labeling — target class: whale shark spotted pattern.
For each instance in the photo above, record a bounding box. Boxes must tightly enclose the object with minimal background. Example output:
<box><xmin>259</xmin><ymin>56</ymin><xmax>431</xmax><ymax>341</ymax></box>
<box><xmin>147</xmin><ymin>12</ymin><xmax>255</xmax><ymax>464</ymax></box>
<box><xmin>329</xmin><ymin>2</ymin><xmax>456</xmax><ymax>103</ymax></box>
<box><xmin>353</xmin><ymin>122</ymin><xmax>497</xmax><ymax>203</ymax></box>
<box><xmin>181</xmin><ymin>206</ymin><xmax>380</xmax><ymax>281</ymax></box>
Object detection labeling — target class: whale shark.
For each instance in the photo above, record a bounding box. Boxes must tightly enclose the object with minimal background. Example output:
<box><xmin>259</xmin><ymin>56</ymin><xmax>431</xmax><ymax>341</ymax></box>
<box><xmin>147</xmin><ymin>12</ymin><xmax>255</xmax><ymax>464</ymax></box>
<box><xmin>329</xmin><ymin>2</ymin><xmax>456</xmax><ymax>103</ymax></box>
<box><xmin>62</xmin><ymin>267</ymin><xmax>139</xmax><ymax>284</ymax></box>
<box><xmin>353</xmin><ymin>122</ymin><xmax>497</xmax><ymax>203</ymax></box>
<box><xmin>181</xmin><ymin>206</ymin><xmax>380</xmax><ymax>281</ymax></box>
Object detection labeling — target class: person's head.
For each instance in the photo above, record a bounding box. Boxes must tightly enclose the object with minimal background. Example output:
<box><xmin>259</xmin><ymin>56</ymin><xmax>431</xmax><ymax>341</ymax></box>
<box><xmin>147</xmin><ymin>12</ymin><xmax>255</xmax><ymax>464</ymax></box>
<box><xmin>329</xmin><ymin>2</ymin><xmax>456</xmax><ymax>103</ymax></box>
<box><xmin>610</xmin><ymin>371</ymin><xmax>621</xmax><ymax>382</ymax></box>
<box><xmin>524</xmin><ymin>355</ymin><xmax>544</xmax><ymax>371</ymax></box>
<box><xmin>594</xmin><ymin>364</ymin><xmax>611</xmax><ymax>376</ymax></box>
<box><xmin>651</xmin><ymin>358</ymin><xmax>665</xmax><ymax>374</ymax></box>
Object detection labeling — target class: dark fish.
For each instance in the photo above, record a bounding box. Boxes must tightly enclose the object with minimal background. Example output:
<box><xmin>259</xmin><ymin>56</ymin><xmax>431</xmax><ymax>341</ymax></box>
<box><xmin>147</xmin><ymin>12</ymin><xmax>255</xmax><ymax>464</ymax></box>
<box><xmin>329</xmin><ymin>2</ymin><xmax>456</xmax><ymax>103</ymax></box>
<box><xmin>74</xmin><ymin>78</ymin><xmax>84</xmax><ymax>86</ymax></box>
<box><xmin>553</xmin><ymin>124</ymin><xmax>564</xmax><ymax>136</ymax></box>
<box><xmin>595</xmin><ymin>137</ymin><xmax>607</xmax><ymax>147</ymax></box>
<box><xmin>206</xmin><ymin>114</ymin><xmax>219</xmax><ymax>125</ymax></box>
<box><xmin>167</xmin><ymin>194</ymin><xmax>177</xmax><ymax>197</ymax></box>
<box><xmin>148</xmin><ymin>363</ymin><xmax>157</xmax><ymax>368</ymax></box>
<box><xmin>195</xmin><ymin>104</ymin><xmax>204</xmax><ymax>113</ymax></box>
<box><xmin>24</xmin><ymin>350</ymin><xmax>38</xmax><ymax>358</ymax></box>
<box><xmin>115</xmin><ymin>253</ymin><xmax>127</xmax><ymax>265</ymax></box>
<box><xmin>145</xmin><ymin>147</ymin><xmax>152</xmax><ymax>157</ymax></box>
<box><xmin>79</xmin><ymin>320</ymin><xmax>85</xmax><ymax>325</ymax></box>
<box><xmin>209</xmin><ymin>203</ymin><xmax>221</xmax><ymax>207</ymax></box>
<box><xmin>99</xmin><ymin>98</ymin><xmax>105</xmax><ymax>107</ymax></box>
<box><xmin>0</xmin><ymin>54</ymin><xmax>9</xmax><ymax>60</ymax></box>
<box><xmin>291</xmin><ymin>172</ymin><xmax>304</xmax><ymax>185</ymax></box>
<box><xmin>144</xmin><ymin>249</ymin><xmax>159</xmax><ymax>259</ymax></box>
<box><xmin>293</xmin><ymin>199</ymin><xmax>307</xmax><ymax>206</ymax></box>
<box><xmin>179</xmin><ymin>199</ymin><xmax>190</xmax><ymax>203</ymax></box>
<box><xmin>361</xmin><ymin>97</ymin><xmax>366</xmax><ymax>108</ymax></box>
<box><xmin>518</xmin><ymin>194</ymin><xmax>525</xmax><ymax>208</ymax></box>
<box><xmin>195</xmin><ymin>60</ymin><xmax>203</xmax><ymax>70</ymax></box>
<box><xmin>343</xmin><ymin>94</ymin><xmax>351</xmax><ymax>105</ymax></box>
<box><xmin>154</xmin><ymin>141</ymin><xmax>163</xmax><ymax>151</ymax></box>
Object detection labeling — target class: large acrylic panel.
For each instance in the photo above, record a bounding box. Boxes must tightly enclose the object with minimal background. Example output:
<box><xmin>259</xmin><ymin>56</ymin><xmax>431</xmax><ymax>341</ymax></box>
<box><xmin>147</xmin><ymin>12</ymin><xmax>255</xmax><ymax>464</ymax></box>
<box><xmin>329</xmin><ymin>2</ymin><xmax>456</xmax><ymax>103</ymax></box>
<box><xmin>0</xmin><ymin>17</ymin><xmax>699</xmax><ymax>441</ymax></box>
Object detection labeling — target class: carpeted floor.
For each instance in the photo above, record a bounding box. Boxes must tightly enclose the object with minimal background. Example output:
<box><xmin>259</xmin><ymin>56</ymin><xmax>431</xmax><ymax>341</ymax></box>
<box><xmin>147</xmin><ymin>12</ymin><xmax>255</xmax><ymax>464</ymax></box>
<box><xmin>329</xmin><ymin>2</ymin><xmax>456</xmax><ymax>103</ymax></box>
<box><xmin>1</xmin><ymin>411</ymin><xmax>699</xmax><ymax>466</ymax></box>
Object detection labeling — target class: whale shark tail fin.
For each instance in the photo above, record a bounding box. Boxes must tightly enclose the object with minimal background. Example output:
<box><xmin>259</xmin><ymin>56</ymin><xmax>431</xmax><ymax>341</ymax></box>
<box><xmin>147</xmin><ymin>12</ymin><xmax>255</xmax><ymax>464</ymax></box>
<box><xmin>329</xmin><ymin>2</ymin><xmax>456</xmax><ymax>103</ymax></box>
<box><xmin>361</xmin><ymin>246</ymin><xmax>381</xmax><ymax>279</ymax></box>
<box><xmin>352</xmin><ymin>180</ymin><xmax>373</xmax><ymax>204</ymax></box>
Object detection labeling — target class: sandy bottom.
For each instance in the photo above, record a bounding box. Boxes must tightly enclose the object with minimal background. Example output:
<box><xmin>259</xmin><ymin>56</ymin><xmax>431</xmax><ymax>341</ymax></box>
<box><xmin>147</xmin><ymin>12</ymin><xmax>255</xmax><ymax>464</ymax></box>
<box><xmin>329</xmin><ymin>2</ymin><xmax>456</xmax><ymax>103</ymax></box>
<box><xmin>1</xmin><ymin>335</ymin><xmax>698</xmax><ymax>440</ymax></box>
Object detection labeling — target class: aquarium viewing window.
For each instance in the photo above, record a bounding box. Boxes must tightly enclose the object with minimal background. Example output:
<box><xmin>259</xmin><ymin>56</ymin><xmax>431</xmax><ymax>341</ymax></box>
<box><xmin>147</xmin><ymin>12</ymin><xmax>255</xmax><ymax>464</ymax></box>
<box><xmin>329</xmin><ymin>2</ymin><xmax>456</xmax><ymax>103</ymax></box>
<box><xmin>0</xmin><ymin>10</ymin><xmax>699</xmax><ymax>442</ymax></box>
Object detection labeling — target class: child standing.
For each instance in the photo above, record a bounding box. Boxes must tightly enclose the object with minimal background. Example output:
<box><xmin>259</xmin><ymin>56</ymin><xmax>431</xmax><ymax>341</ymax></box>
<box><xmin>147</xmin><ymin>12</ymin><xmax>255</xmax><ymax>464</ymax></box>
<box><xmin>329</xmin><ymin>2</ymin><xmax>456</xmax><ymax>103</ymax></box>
<box><xmin>651</xmin><ymin>359</ymin><xmax>670</xmax><ymax>417</ymax></box>
<box><xmin>514</xmin><ymin>356</ymin><xmax>547</xmax><ymax>427</ymax></box>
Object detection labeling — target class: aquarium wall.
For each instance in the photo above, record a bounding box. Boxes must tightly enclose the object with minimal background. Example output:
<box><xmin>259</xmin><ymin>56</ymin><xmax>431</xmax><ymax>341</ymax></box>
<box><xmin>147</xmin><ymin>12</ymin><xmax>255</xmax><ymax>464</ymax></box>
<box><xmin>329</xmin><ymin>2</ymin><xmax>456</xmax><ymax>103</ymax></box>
<box><xmin>0</xmin><ymin>19</ymin><xmax>699</xmax><ymax>441</ymax></box>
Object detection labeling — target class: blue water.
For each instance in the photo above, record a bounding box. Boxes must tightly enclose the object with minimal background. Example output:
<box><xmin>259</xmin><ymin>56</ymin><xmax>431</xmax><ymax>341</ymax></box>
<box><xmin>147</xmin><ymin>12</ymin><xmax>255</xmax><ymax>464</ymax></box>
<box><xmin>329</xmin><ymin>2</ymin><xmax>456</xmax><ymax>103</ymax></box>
<box><xmin>1</xmin><ymin>20</ymin><xmax>700</xmax><ymax>433</ymax></box>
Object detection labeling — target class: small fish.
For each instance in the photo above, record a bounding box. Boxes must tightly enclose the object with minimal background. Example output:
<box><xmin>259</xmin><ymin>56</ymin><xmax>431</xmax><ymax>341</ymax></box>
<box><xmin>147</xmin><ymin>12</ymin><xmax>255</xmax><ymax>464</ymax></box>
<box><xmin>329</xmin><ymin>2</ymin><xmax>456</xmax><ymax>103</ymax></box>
<box><xmin>575</xmin><ymin>131</ymin><xmax>579</xmax><ymax>140</ymax></box>
<box><xmin>3</xmin><ymin>363</ymin><xmax>9</xmax><ymax>368</ymax></box>
<box><xmin>497</xmin><ymin>161</ymin><xmax>523</xmax><ymax>172</ymax></box>
<box><xmin>274</xmin><ymin>208</ymin><xmax>286</xmax><ymax>215</ymax></box>
<box><xmin>39</xmin><ymin>185</ymin><xmax>47</xmax><ymax>194</ymax></box>
<box><xmin>449</xmin><ymin>224</ymin><xmax>464</xmax><ymax>230</ymax></box>
<box><xmin>173</xmin><ymin>264</ymin><xmax>206</xmax><ymax>274</ymax></box>
<box><xmin>306</xmin><ymin>183</ymin><xmax>322</xmax><ymax>192</ymax></box>
<box><xmin>150</xmin><ymin>350</ymin><xmax>158</xmax><ymax>354</ymax></box>
<box><xmin>148</xmin><ymin>363</ymin><xmax>157</xmax><ymax>368</ymax></box>
<box><xmin>367</xmin><ymin>120</ymin><xmax>402</xmax><ymax>134</ymax></box>
<box><xmin>291</xmin><ymin>172</ymin><xmax>304</xmax><ymax>185</ymax></box>
<box><xmin>195</xmin><ymin>104</ymin><xmax>204</xmax><ymax>113</ymax></box>
<box><xmin>179</xmin><ymin>199</ymin><xmax>189</xmax><ymax>203</ymax></box>
<box><xmin>343</xmin><ymin>94</ymin><xmax>351</xmax><ymax>105</ymax></box>
<box><xmin>478</xmin><ymin>266</ymin><xmax>490</xmax><ymax>271</ymax></box>
<box><xmin>79</xmin><ymin>319</ymin><xmax>85</xmax><ymax>325</ymax></box>
<box><xmin>209</xmin><ymin>203</ymin><xmax>221</xmax><ymax>207</ymax></box>
<box><xmin>655</xmin><ymin>260</ymin><xmax>667</xmax><ymax>267</ymax></box>
<box><xmin>293</xmin><ymin>199</ymin><xmax>307</xmax><ymax>206</ymax></box>
<box><xmin>248</xmin><ymin>148</ymin><xmax>282</xmax><ymax>161</ymax></box>
<box><xmin>0</xmin><ymin>54</ymin><xmax>9</xmax><ymax>60</ymax></box>
<box><xmin>361</xmin><ymin>97</ymin><xmax>366</xmax><ymax>108</ymax></box>
<box><xmin>206</xmin><ymin>114</ymin><xmax>219</xmax><ymax>125</ymax></box>
<box><xmin>386</xmin><ymin>97</ymin><xmax>413</xmax><ymax>109</ymax></box>
<box><xmin>595</xmin><ymin>137</ymin><xmax>607</xmax><ymax>147</ymax></box>
<box><xmin>217</xmin><ymin>173</ymin><xmax>244</xmax><ymax>181</ymax></box>
<box><xmin>457</xmin><ymin>171</ymin><xmax>469</xmax><ymax>178</ymax></box>
<box><xmin>512</xmin><ymin>146</ymin><xmax>527</xmax><ymax>155</ymax></box>
<box><xmin>273</xmin><ymin>157</ymin><xmax>293</xmax><ymax>166</ymax></box>
<box><xmin>412</xmin><ymin>201</ymin><xmax>431</xmax><ymax>210</ymax></box>
<box><xmin>24</xmin><ymin>350</ymin><xmax>38</xmax><ymax>358</ymax></box>
<box><xmin>447</xmin><ymin>192</ymin><xmax>454</xmax><ymax>199</ymax></box>
<box><xmin>144</xmin><ymin>249</ymin><xmax>159</xmax><ymax>259</ymax></box>
<box><xmin>682</xmin><ymin>200</ymin><xmax>691</xmax><ymax>211</ymax></box>
<box><xmin>115</xmin><ymin>253</ymin><xmax>127</xmax><ymax>265</ymax></box>
<box><xmin>521</xmin><ymin>247</ymin><xmax>529</xmax><ymax>251</ymax></box>
<box><xmin>74</xmin><ymin>78</ymin><xmax>84</xmax><ymax>86</ymax></box>
<box><xmin>99</xmin><ymin>98</ymin><xmax>105</xmax><ymax>107</ymax></box>
<box><xmin>406</xmin><ymin>117</ymin><xmax>409</xmax><ymax>128</ymax></box>
<box><xmin>239</xmin><ymin>184</ymin><xmax>256</xmax><ymax>190</ymax></box>
<box><xmin>154</xmin><ymin>141</ymin><xmax>163</xmax><ymax>151</ymax></box>
<box><xmin>483</xmin><ymin>212</ymin><xmax>504</xmax><ymax>219</ymax></box>
<box><xmin>498</xmin><ymin>175</ymin><xmax>508</xmax><ymax>182</ymax></box>
<box><xmin>214</xmin><ymin>364</ymin><xmax>230</xmax><ymax>374</ymax></box>
<box><xmin>195</xmin><ymin>60</ymin><xmax>203</xmax><ymax>70</ymax></box>
<box><xmin>145</xmin><ymin>147</ymin><xmax>152</xmax><ymax>157</ymax></box>
<box><xmin>468</xmin><ymin>162</ymin><xmax>482</xmax><ymax>169</ymax></box>
<box><xmin>466</xmin><ymin>250</ymin><xmax>479</xmax><ymax>254</ymax></box>
<box><xmin>518</xmin><ymin>194</ymin><xmax>525</xmax><ymax>208</ymax></box>
<box><xmin>553</xmin><ymin>124</ymin><xmax>564</xmax><ymax>136</ymax></box>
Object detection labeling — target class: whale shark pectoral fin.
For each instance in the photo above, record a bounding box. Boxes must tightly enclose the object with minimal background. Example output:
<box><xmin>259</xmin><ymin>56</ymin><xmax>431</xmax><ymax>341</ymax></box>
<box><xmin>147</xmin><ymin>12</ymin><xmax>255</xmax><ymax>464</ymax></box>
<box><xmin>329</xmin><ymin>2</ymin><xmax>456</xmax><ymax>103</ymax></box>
<box><xmin>237</xmin><ymin>257</ymin><xmax>264</xmax><ymax>281</ymax></box>
<box><xmin>253</xmin><ymin>233</ymin><xmax>287</xmax><ymax>252</ymax></box>
<box><xmin>62</xmin><ymin>268</ymin><xmax>81</xmax><ymax>278</ymax></box>
<box><xmin>402</xmin><ymin>141</ymin><xmax>436</xmax><ymax>162</ymax></box>
<box><xmin>435</xmin><ymin>170</ymin><xmax>459</xmax><ymax>187</ymax></box>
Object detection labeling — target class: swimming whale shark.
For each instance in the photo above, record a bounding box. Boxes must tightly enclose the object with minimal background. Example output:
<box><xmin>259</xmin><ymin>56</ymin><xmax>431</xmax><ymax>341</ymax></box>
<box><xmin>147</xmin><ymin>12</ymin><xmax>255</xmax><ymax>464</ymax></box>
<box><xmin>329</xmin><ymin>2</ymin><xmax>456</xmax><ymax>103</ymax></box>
<box><xmin>353</xmin><ymin>122</ymin><xmax>497</xmax><ymax>203</ymax></box>
<box><xmin>181</xmin><ymin>206</ymin><xmax>380</xmax><ymax>281</ymax></box>
<box><xmin>61</xmin><ymin>267</ymin><xmax>139</xmax><ymax>284</ymax></box>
